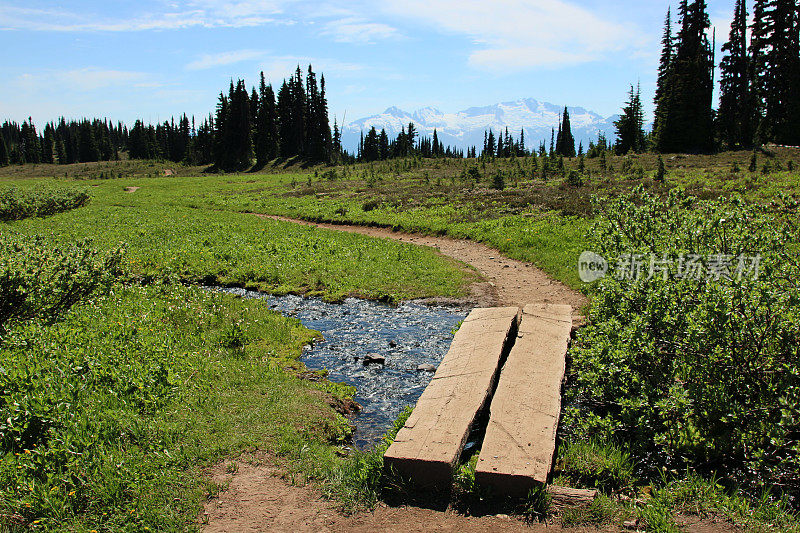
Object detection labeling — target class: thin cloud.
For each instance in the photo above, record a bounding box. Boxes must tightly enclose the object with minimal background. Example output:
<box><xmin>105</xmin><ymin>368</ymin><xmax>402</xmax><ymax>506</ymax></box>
<box><xmin>186</xmin><ymin>49</ymin><xmax>267</xmax><ymax>70</ymax></box>
<box><xmin>381</xmin><ymin>0</ymin><xmax>641</xmax><ymax>70</ymax></box>
<box><xmin>14</xmin><ymin>68</ymin><xmax>159</xmax><ymax>91</ymax></box>
<box><xmin>321</xmin><ymin>17</ymin><xmax>402</xmax><ymax>44</ymax></box>
<box><xmin>0</xmin><ymin>1</ymin><xmax>294</xmax><ymax>32</ymax></box>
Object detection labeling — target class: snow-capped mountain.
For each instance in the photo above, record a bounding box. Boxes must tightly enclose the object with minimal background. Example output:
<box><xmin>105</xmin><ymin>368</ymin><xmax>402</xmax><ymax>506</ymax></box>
<box><xmin>342</xmin><ymin>98</ymin><xmax>618</xmax><ymax>153</ymax></box>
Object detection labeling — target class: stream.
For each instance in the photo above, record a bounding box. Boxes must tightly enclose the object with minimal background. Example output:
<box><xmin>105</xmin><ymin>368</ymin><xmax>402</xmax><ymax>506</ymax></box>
<box><xmin>210</xmin><ymin>287</ymin><xmax>470</xmax><ymax>449</ymax></box>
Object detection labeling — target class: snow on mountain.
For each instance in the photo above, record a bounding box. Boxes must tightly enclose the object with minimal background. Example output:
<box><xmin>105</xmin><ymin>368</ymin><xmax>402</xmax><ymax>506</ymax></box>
<box><xmin>342</xmin><ymin>98</ymin><xmax>618</xmax><ymax>153</ymax></box>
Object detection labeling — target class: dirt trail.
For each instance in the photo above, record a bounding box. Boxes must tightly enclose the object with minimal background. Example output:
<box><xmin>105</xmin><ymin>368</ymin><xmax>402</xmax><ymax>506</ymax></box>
<box><xmin>202</xmin><ymin>459</ymin><xmax>593</xmax><ymax>533</ymax></box>
<box><xmin>200</xmin><ymin>216</ymin><xmax>738</xmax><ymax>532</ymax></box>
<box><xmin>255</xmin><ymin>214</ymin><xmax>588</xmax><ymax>313</ymax></box>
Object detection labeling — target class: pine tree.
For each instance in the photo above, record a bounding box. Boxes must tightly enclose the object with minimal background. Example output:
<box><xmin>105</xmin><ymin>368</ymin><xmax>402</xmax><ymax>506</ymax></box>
<box><xmin>255</xmin><ymin>72</ymin><xmax>279</xmax><ymax>166</ymax></box>
<box><xmin>486</xmin><ymin>129</ymin><xmax>495</xmax><ymax>158</ymax></box>
<box><xmin>655</xmin><ymin>0</ymin><xmax>715</xmax><ymax>153</ymax></box>
<box><xmin>718</xmin><ymin>0</ymin><xmax>754</xmax><ymax>149</ymax></box>
<box><xmin>615</xmin><ymin>84</ymin><xmax>646</xmax><ymax>154</ymax></box>
<box><xmin>654</xmin><ymin>8</ymin><xmax>674</xmax><ymax>136</ymax></box>
<box><xmin>750</xmin><ymin>0</ymin><xmax>800</xmax><ymax>145</ymax></box>
<box><xmin>0</xmin><ymin>132</ymin><xmax>8</xmax><ymax>166</ymax></box>
<box><xmin>555</xmin><ymin>107</ymin><xmax>576</xmax><ymax>157</ymax></box>
<box><xmin>78</xmin><ymin>120</ymin><xmax>100</xmax><ymax>162</ymax></box>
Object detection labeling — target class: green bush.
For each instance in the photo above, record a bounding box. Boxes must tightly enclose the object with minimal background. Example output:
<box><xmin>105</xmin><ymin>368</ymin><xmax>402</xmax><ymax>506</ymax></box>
<box><xmin>0</xmin><ymin>235</ymin><xmax>122</xmax><ymax>334</ymax></box>
<box><xmin>0</xmin><ymin>187</ymin><xmax>90</xmax><ymax>221</ymax></box>
<box><xmin>564</xmin><ymin>186</ymin><xmax>800</xmax><ymax>500</ymax></box>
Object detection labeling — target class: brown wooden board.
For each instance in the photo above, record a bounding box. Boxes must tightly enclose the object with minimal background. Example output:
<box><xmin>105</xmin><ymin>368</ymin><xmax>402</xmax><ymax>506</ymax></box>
<box><xmin>383</xmin><ymin>307</ymin><xmax>520</xmax><ymax>489</ymax></box>
<box><xmin>474</xmin><ymin>303</ymin><xmax>572</xmax><ymax>497</ymax></box>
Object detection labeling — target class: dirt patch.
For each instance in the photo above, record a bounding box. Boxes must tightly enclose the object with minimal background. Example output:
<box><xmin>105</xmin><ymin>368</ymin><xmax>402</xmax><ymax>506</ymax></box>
<box><xmin>124</xmin><ymin>186</ymin><xmax>140</xmax><ymax>193</ymax></box>
<box><xmin>255</xmin><ymin>215</ymin><xmax>588</xmax><ymax>315</ymax></box>
<box><xmin>202</xmin><ymin>456</ymin><xmax>586</xmax><ymax>533</ymax></box>
<box><xmin>201</xmin><ymin>455</ymin><xmax>744</xmax><ymax>533</ymax></box>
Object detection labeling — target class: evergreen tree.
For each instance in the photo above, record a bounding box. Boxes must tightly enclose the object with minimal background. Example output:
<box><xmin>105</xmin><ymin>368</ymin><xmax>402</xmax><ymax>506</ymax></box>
<box><xmin>78</xmin><ymin>120</ymin><xmax>100</xmax><ymax>162</ymax></box>
<box><xmin>485</xmin><ymin>129</ymin><xmax>496</xmax><ymax>158</ymax></box>
<box><xmin>0</xmin><ymin>132</ymin><xmax>8</xmax><ymax>166</ymax></box>
<box><xmin>277</xmin><ymin>81</ymin><xmax>294</xmax><ymax>158</ymax></box>
<box><xmin>750</xmin><ymin>0</ymin><xmax>800</xmax><ymax>145</ymax></box>
<box><xmin>615</xmin><ymin>84</ymin><xmax>647</xmax><ymax>154</ymax></box>
<box><xmin>654</xmin><ymin>8</ymin><xmax>674</xmax><ymax>136</ymax></box>
<box><xmin>655</xmin><ymin>0</ymin><xmax>715</xmax><ymax>153</ymax></box>
<box><xmin>255</xmin><ymin>72</ymin><xmax>279</xmax><ymax>166</ymax></box>
<box><xmin>42</xmin><ymin>123</ymin><xmax>56</xmax><ymax>164</ymax></box>
<box><xmin>555</xmin><ymin>107</ymin><xmax>576</xmax><ymax>157</ymax></box>
<box><xmin>718</xmin><ymin>0</ymin><xmax>754</xmax><ymax>149</ymax></box>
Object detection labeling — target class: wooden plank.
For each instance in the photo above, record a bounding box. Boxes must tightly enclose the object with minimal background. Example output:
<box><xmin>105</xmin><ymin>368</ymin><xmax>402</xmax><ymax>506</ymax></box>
<box><xmin>383</xmin><ymin>307</ymin><xmax>519</xmax><ymax>489</ymax></box>
<box><xmin>474</xmin><ymin>303</ymin><xmax>572</xmax><ymax>497</ymax></box>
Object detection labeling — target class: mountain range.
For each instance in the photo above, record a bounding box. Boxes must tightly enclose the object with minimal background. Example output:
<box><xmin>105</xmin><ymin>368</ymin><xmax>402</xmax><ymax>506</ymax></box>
<box><xmin>341</xmin><ymin>98</ymin><xmax>619</xmax><ymax>153</ymax></box>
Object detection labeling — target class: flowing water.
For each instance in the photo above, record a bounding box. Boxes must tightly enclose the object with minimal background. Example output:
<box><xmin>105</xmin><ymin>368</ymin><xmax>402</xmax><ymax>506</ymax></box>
<box><xmin>210</xmin><ymin>287</ymin><xmax>470</xmax><ymax>448</ymax></box>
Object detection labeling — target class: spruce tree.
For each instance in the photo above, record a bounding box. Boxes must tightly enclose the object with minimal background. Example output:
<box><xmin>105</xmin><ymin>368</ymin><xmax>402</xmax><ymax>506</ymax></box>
<box><xmin>655</xmin><ymin>0</ymin><xmax>715</xmax><ymax>153</ymax></box>
<box><xmin>750</xmin><ymin>0</ymin><xmax>800</xmax><ymax>145</ymax></box>
<box><xmin>615</xmin><ymin>84</ymin><xmax>646</xmax><ymax>154</ymax></box>
<box><xmin>555</xmin><ymin>107</ymin><xmax>576</xmax><ymax>157</ymax></box>
<box><xmin>718</xmin><ymin>0</ymin><xmax>754</xmax><ymax>149</ymax></box>
<box><xmin>654</xmin><ymin>8</ymin><xmax>674</xmax><ymax>136</ymax></box>
<box><xmin>78</xmin><ymin>120</ymin><xmax>100</xmax><ymax>162</ymax></box>
<box><xmin>255</xmin><ymin>72</ymin><xmax>279</xmax><ymax>167</ymax></box>
<box><xmin>0</xmin><ymin>132</ymin><xmax>8</xmax><ymax>166</ymax></box>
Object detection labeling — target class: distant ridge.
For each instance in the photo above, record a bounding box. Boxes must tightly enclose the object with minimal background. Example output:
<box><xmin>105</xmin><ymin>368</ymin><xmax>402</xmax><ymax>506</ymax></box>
<box><xmin>342</xmin><ymin>98</ymin><xmax>619</xmax><ymax>153</ymax></box>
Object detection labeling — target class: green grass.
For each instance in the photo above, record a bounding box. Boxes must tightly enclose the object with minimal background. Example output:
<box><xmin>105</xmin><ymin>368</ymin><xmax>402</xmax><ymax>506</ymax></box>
<box><xmin>0</xmin><ymin>280</ymin><xmax>356</xmax><ymax>530</ymax></box>
<box><xmin>2</xmin><ymin>175</ymin><xmax>474</xmax><ymax>303</ymax></box>
<box><xmin>4</xmin><ymin>154</ymin><xmax>800</xmax><ymax>530</ymax></box>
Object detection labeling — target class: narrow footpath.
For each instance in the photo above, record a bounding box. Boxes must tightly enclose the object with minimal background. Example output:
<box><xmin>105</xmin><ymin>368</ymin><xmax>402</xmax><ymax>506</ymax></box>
<box><xmin>256</xmin><ymin>214</ymin><xmax>588</xmax><ymax>313</ymax></box>
<box><xmin>202</xmin><ymin>215</ymin><xmax>596</xmax><ymax>532</ymax></box>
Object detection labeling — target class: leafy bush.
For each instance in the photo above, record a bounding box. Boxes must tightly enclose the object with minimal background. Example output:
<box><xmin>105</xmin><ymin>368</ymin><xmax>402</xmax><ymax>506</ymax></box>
<box><xmin>0</xmin><ymin>187</ymin><xmax>90</xmax><ymax>221</ymax></box>
<box><xmin>564</xmin><ymin>186</ymin><xmax>800</xmax><ymax>501</ymax></box>
<box><xmin>0</xmin><ymin>235</ymin><xmax>122</xmax><ymax>334</ymax></box>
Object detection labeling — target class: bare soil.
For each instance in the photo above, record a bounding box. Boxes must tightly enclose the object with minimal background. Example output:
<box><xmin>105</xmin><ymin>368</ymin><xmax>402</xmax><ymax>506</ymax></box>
<box><xmin>255</xmin><ymin>214</ymin><xmax>588</xmax><ymax>314</ymax></box>
<box><xmin>202</xmin><ymin>457</ymin><xmax>600</xmax><ymax>533</ymax></box>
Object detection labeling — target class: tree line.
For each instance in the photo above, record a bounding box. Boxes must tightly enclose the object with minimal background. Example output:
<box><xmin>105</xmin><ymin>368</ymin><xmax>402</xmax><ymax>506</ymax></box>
<box><xmin>0</xmin><ymin>65</ymin><xmax>337</xmax><ymax>170</ymax></box>
<box><xmin>614</xmin><ymin>0</ymin><xmax>800</xmax><ymax>155</ymax></box>
<box><xmin>2</xmin><ymin>1</ymin><xmax>799</xmax><ymax>172</ymax></box>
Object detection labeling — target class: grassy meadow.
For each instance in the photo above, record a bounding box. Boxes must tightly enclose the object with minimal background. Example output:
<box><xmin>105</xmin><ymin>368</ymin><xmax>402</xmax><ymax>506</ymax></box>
<box><xmin>2</xmin><ymin>148</ymin><xmax>800</xmax><ymax>531</ymax></box>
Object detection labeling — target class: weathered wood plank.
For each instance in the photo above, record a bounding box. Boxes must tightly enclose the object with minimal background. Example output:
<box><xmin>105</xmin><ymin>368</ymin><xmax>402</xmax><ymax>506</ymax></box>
<box><xmin>474</xmin><ymin>303</ymin><xmax>572</xmax><ymax>497</ymax></box>
<box><xmin>383</xmin><ymin>307</ymin><xmax>519</xmax><ymax>489</ymax></box>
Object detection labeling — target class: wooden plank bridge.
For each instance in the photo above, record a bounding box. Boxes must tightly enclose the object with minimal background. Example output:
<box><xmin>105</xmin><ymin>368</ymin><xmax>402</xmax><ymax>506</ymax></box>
<box><xmin>383</xmin><ymin>303</ymin><xmax>574</xmax><ymax>496</ymax></box>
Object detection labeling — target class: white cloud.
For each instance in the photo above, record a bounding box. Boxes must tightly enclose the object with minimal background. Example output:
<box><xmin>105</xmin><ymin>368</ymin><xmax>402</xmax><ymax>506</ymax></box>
<box><xmin>257</xmin><ymin>56</ymin><xmax>366</xmax><ymax>84</ymax></box>
<box><xmin>0</xmin><ymin>1</ymin><xmax>295</xmax><ymax>32</ymax></box>
<box><xmin>321</xmin><ymin>17</ymin><xmax>401</xmax><ymax>44</ymax></box>
<box><xmin>381</xmin><ymin>0</ymin><xmax>640</xmax><ymax>70</ymax></box>
<box><xmin>186</xmin><ymin>49</ymin><xmax>267</xmax><ymax>70</ymax></box>
<box><xmin>13</xmin><ymin>68</ymin><xmax>158</xmax><ymax>91</ymax></box>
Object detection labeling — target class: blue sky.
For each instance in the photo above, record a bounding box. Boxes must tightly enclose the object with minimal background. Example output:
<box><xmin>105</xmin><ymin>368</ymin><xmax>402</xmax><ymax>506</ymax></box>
<box><xmin>1</xmin><ymin>0</ymin><xmax>736</xmax><ymax>127</ymax></box>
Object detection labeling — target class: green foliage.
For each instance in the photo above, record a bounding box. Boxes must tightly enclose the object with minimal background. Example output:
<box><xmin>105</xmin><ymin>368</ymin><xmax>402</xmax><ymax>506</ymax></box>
<box><xmin>561</xmin><ymin>494</ymin><xmax>624</xmax><ymax>528</ymax></box>
<box><xmin>556</xmin><ymin>439</ymin><xmax>634</xmax><ymax>492</ymax></box>
<box><xmin>0</xmin><ymin>187</ymin><xmax>90</xmax><ymax>221</ymax></box>
<box><xmin>6</xmin><ymin>178</ymin><xmax>471</xmax><ymax>303</ymax></box>
<box><xmin>656</xmin><ymin>156</ymin><xmax>667</xmax><ymax>182</ymax></box>
<box><xmin>0</xmin><ymin>275</ymin><xmax>328</xmax><ymax>529</ymax></box>
<box><xmin>565</xmin><ymin>186</ymin><xmax>800</xmax><ymax>500</ymax></box>
<box><xmin>492</xmin><ymin>170</ymin><xmax>505</xmax><ymax>190</ymax></box>
<box><xmin>319</xmin><ymin>406</ymin><xmax>413</xmax><ymax>512</ymax></box>
<box><xmin>0</xmin><ymin>235</ymin><xmax>121</xmax><ymax>334</ymax></box>
<box><xmin>566</xmin><ymin>170</ymin><xmax>583</xmax><ymax>187</ymax></box>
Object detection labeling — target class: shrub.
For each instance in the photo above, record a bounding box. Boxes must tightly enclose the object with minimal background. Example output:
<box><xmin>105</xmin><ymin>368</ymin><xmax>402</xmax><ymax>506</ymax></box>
<box><xmin>0</xmin><ymin>235</ymin><xmax>122</xmax><ymax>334</ymax></box>
<box><xmin>0</xmin><ymin>187</ymin><xmax>90</xmax><ymax>221</ymax></box>
<box><xmin>564</xmin><ymin>186</ymin><xmax>800</xmax><ymax>500</ymax></box>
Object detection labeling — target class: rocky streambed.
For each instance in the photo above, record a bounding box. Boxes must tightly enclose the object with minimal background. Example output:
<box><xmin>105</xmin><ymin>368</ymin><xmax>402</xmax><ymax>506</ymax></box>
<box><xmin>210</xmin><ymin>287</ymin><xmax>470</xmax><ymax>448</ymax></box>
